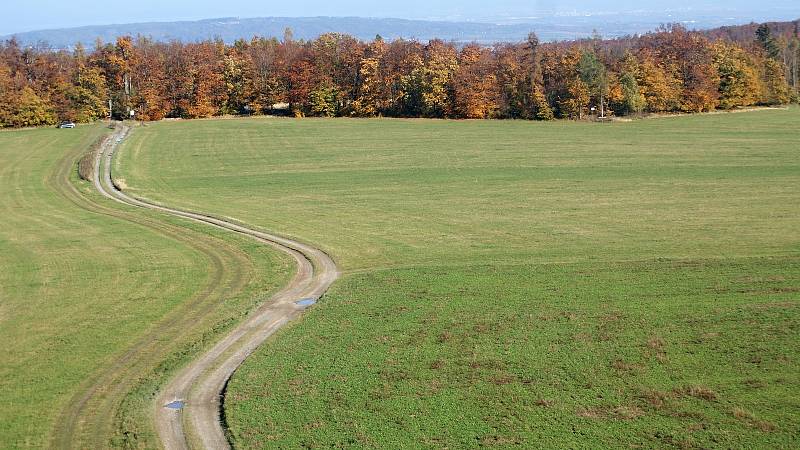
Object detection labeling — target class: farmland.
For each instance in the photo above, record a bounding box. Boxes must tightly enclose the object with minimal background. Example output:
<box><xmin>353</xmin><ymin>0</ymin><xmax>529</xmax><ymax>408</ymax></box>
<box><xmin>0</xmin><ymin>126</ymin><xmax>291</xmax><ymax>448</ymax></box>
<box><xmin>115</xmin><ymin>108</ymin><xmax>800</xmax><ymax>447</ymax></box>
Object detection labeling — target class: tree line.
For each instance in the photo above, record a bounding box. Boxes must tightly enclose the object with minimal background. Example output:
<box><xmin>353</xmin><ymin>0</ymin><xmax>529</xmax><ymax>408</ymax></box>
<box><xmin>0</xmin><ymin>21</ymin><xmax>798</xmax><ymax>128</ymax></box>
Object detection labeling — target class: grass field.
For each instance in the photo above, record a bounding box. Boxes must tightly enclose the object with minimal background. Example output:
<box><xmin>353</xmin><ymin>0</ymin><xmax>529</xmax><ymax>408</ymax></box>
<box><xmin>0</xmin><ymin>126</ymin><xmax>291</xmax><ymax>448</ymax></box>
<box><xmin>115</xmin><ymin>108</ymin><xmax>796</xmax><ymax>447</ymax></box>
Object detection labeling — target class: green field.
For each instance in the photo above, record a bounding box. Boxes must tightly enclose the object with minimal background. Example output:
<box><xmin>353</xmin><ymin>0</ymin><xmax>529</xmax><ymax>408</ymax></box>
<box><xmin>117</xmin><ymin>109</ymin><xmax>800</xmax><ymax>448</ymax></box>
<box><xmin>0</xmin><ymin>126</ymin><xmax>291</xmax><ymax>448</ymax></box>
<box><xmin>118</xmin><ymin>112</ymin><xmax>799</xmax><ymax>270</ymax></box>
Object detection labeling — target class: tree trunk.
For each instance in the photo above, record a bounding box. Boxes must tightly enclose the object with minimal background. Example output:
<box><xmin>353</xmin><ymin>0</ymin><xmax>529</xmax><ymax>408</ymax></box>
<box><xmin>600</xmin><ymin>92</ymin><xmax>605</xmax><ymax>118</ymax></box>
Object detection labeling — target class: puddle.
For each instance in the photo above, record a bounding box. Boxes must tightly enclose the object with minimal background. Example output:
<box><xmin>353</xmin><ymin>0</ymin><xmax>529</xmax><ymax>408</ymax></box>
<box><xmin>165</xmin><ymin>400</ymin><xmax>185</xmax><ymax>410</ymax></box>
<box><xmin>295</xmin><ymin>298</ymin><xmax>317</xmax><ymax>307</ymax></box>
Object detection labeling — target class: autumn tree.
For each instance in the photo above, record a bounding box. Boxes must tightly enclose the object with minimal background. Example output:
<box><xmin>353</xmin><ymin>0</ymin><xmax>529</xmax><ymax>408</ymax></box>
<box><xmin>543</xmin><ymin>47</ymin><xmax>589</xmax><ymax>119</ymax></box>
<box><xmin>308</xmin><ymin>82</ymin><xmax>338</xmax><ymax>116</ymax></box>
<box><xmin>161</xmin><ymin>42</ymin><xmax>194</xmax><ymax>117</ymax></box>
<box><xmin>0</xmin><ymin>86</ymin><xmax>56</xmax><ymax>127</ymax></box>
<box><xmin>635</xmin><ymin>49</ymin><xmax>681</xmax><ymax>112</ymax></box>
<box><xmin>352</xmin><ymin>37</ymin><xmax>387</xmax><ymax>116</ymax></box>
<box><xmin>787</xmin><ymin>36</ymin><xmax>799</xmax><ymax>100</ymax></box>
<box><xmin>0</xmin><ymin>61</ymin><xmax>16</xmax><ymax>127</ymax></box>
<box><xmin>640</xmin><ymin>26</ymin><xmax>720</xmax><ymax>112</ymax></box>
<box><xmin>0</xmin><ymin>19</ymin><xmax>793</xmax><ymax>127</ymax></box>
<box><xmin>247</xmin><ymin>37</ymin><xmax>284</xmax><ymax>113</ymax></box>
<box><xmin>677</xmin><ymin>34</ymin><xmax>720</xmax><ymax>112</ymax></box>
<box><xmin>311</xmin><ymin>33</ymin><xmax>364</xmax><ymax>115</ymax></box>
<box><xmin>185</xmin><ymin>42</ymin><xmax>225</xmax><ymax>118</ymax></box>
<box><xmin>760</xmin><ymin>58</ymin><xmax>790</xmax><ymax>105</ymax></box>
<box><xmin>525</xmin><ymin>33</ymin><xmax>554</xmax><ymax>120</ymax></box>
<box><xmin>123</xmin><ymin>38</ymin><xmax>169</xmax><ymax>120</ymax></box>
<box><xmin>712</xmin><ymin>41</ymin><xmax>760</xmax><ymax>108</ymax></box>
<box><xmin>494</xmin><ymin>44</ymin><xmax>525</xmax><ymax>118</ymax></box>
<box><xmin>452</xmin><ymin>45</ymin><xmax>500</xmax><ymax>118</ymax></box>
<box><xmin>222</xmin><ymin>41</ymin><xmax>250</xmax><ymax>114</ymax></box>
<box><xmin>99</xmin><ymin>37</ymin><xmax>137</xmax><ymax>118</ymax></box>
<box><xmin>286</xmin><ymin>50</ymin><xmax>316</xmax><ymax>116</ymax></box>
<box><xmin>418</xmin><ymin>40</ymin><xmax>458</xmax><ymax>118</ymax></box>
<box><xmin>68</xmin><ymin>63</ymin><xmax>109</xmax><ymax>121</ymax></box>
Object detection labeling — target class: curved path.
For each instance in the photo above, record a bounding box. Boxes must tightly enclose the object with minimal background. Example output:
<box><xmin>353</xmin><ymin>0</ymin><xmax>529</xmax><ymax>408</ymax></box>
<box><xmin>51</xmin><ymin>130</ymin><xmax>257</xmax><ymax>449</ymax></box>
<box><xmin>94</xmin><ymin>125</ymin><xmax>339</xmax><ymax>449</ymax></box>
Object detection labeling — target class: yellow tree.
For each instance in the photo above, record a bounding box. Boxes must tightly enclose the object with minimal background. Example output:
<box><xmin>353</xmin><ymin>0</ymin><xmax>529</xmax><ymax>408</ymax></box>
<box><xmin>420</xmin><ymin>40</ymin><xmax>458</xmax><ymax>118</ymax></box>
<box><xmin>636</xmin><ymin>49</ymin><xmax>681</xmax><ymax>113</ymax></box>
<box><xmin>0</xmin><ymin>62</ymin><xmax>16</xmax><ymax>126</ymax></box>
<box><xmin>0</xmin><ymin>86</ymin><xmax>56</xmax><ymax>127</ymax></box>
<box><xmin>712</xmin><ymin>41</ymin><xmax>760</xmax><ymax>108</ymax></box>
<box><xmin>759</xmin><ymin>58</ymin><xmax>790</xmax><ymax>105</ymax></box>
<box><xmin>68</xmin><ymin>64</ymin><xmax>108</xmax><ymax>122</ymax></box>
<box><xmin>222</xmin><ymin>42</ymin><xmax>251</xmax><ymax>115</ymax></box>
<box><xmin>352</xmin><ymin>38</ymin><xmax>387</xmax><ymax>117</ymax></box>
<box><xmin>542</xmin><ymin>47</ymin><xmax>590</xmax><ymax>119</ymax></box>
<box><xmin>562</xmin><ymin>78</ymin><xmax>590</xmax><ymax>119</ymax></box>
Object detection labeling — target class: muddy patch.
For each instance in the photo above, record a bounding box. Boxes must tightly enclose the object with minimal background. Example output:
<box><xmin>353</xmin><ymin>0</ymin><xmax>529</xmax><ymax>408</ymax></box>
<box><xmin>165</xmin><ymin>400</ymin><xmax>185</xmax><ymax>410</ymax></box>
<box><xmin>296</xmin><ymin>298</ymin><xmax>317</xmax><ymax>307</ymax></box>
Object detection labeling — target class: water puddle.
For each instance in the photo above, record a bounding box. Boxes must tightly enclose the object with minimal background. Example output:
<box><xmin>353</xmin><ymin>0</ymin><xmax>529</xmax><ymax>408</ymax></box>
<box><xmin>295</xmin><ymin>298</ymin><xmax>317</xmax><ymax>307</ymax></box>
<box><xmin>165</xmin><ymin>400</ymin><xmax>185</xmax><ymax>410</ymax></box>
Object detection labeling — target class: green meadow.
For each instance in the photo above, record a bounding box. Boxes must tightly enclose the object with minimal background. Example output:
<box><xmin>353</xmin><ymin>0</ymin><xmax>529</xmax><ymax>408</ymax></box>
<box><xmin>117</xmin><ymin>111</ymin><xmax>799</xmax><ymax>270</ymax></box>
<box><xmin>118</xmin><ymin>109</ymin><xmax>800</xmax><ymax>448</ymax></box>
<box><xmin>0</xmin><ymin>126</ymin><xmax>291</xmax><ymax>448</ymax></box>
<box><xmin>9</xmin><ymin>107</ymin><xmax>787</xmax><ymax>448</ymax></box>
<box><xmin>115</xmin><ymin>109</ymin><xmax>800</xmax><ymax>448</ymax></box>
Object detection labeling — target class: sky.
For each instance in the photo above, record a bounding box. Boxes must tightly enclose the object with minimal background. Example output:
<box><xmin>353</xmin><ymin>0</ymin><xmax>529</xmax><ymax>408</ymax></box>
<box><xmin>3</xmin><ymin>0</ymin><xmax>799</xmax><ymax>35</ymax></box>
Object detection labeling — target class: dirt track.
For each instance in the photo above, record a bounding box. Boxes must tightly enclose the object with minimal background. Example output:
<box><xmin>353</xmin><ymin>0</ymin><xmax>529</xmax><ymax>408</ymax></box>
<box><xmin>94</xmin><ymin>125</ymin><xmax>339</xmax><ymax>449</ymax></box>
<box><xmin>50</xmin><ymin>130</ymin><xmax>258</xmax><ymax>450</ymax></box>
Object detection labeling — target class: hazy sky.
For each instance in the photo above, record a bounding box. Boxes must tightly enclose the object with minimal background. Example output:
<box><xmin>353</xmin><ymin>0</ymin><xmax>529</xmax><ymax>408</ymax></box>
<box><xmin>3</xmin><ymin>0</ymin><xmax>798</xmax><ymax>35</ymax></box>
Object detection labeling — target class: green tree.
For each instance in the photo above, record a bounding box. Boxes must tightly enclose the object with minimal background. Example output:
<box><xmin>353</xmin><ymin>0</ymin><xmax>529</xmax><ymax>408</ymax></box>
<box><xmin>756</xmin><ymin>24</ymin><xmax>781</xmax><ymax>60</ymax></box>
<box><xmin>578</xmin><ymin>50</ymin><xmax>608</xmax><ymax>117</ymax></box>
<box><xmin>618</xmin><ymin>72</ymin><xmax>646</xmax><ymax>115</ymax></box>
<box><xmin>309</xmin><ymin>83</ymin><xmax>338</xmax><ymax>117</ymax></box>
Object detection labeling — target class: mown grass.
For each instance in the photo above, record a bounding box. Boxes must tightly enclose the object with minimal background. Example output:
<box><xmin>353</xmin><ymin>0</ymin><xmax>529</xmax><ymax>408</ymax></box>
<box><xmin>0</xmin><ymin>126</ymin><xmax>292</xmax><ymax>448</ymax></box>
<box><xmin>0</xmin><ymin>125</ymin><xmax>195</xmax><ymax>447</ymax></box>
<box><xmin>227</xmin><ymin>258</ymin><xmax>799</xmax><ymax>448</ymax></box>
<box><xmin>117</xmin><ymin>110</ymin><xmax>800</xmax><ymax>269</ymax></box>
<box><xmin>116</xmin><ymin>109</ymin><xmax>800</xmax><ymax>448</ymax></box>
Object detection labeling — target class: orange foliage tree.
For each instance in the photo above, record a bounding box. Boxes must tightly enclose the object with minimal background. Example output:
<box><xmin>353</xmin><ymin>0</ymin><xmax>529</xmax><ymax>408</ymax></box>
<box><xmin>0</xmin><ymin>20</ymin><xmax>795</xmax><ymax>127</ymax></box>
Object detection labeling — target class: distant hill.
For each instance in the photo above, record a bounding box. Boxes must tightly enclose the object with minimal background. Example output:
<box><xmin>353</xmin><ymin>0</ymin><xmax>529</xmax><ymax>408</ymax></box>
<box><xmin>3</xmin><ymin>14</ymin><xmax>799</xmax><ymax>49</ymax></box>
<box><xmin>0</xmin><ymin>17</ymin><xmax>623</xmax><ymax>48</ymax></box>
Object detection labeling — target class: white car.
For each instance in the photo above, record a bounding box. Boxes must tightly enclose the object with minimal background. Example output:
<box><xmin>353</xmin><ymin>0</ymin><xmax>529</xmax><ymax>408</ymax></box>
<box><xmin>58</xmin><ymin>121</ymin><xmax>76</xmax><ymax>129</ymax></box>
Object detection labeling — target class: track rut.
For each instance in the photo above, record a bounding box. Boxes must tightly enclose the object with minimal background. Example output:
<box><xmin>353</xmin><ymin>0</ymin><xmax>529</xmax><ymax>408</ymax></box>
<box><xmin>95</xmin><ymin>125</ymin><xmax>339</xmax><ymax>449</ymax></box>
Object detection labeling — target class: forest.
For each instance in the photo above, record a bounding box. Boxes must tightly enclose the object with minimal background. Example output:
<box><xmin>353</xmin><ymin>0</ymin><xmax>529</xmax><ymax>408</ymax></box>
<box><xmin>0</xmin><ymin>20</ymin><xmax>798</xmax><ymax>127</ymax></box>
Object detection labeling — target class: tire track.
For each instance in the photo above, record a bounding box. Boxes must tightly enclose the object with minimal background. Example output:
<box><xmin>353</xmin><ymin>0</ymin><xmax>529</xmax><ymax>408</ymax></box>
<box><xmin>97</xmin><ymin>125</ymin><xmax>339</xmax><ymax>449</ymax></box>
<box><xmin>50</xmin><ymin>129</ymin><xmax>259</xmax><ymax>449</ymax></box>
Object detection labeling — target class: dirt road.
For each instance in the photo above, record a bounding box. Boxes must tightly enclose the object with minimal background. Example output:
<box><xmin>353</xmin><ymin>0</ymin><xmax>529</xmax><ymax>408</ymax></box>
<box><xmin>94</xmin><ymin>125</ymin><xmax>339</xmax><ymax>449</ymax></box>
